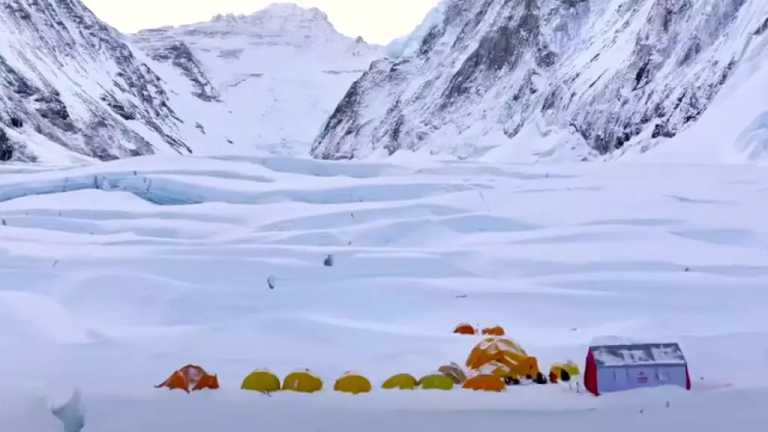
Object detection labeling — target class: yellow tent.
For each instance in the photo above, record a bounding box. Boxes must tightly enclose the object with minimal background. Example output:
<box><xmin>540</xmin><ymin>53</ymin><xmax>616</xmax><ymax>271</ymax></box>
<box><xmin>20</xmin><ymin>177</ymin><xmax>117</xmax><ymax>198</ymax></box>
<box><xmin>420</xmin><ymin>374</ymin><xmax>454</xmax><ymax>391</ymax></box>
<box><xmin>549</xmin><ymin>362</ymin><xmax>581</xmax><ymax>383</ymax></box>
<box><xmin>382</xmin><ymin>373</ymin><xmax>418</xmax><ymax>390</ymax></box>
<box><xmin>282</xmin><ymin>370</ymin><xmax>323</xmax><ymax>393</ymax></box>
<box><xmin>334</xmin><ymin>373</ymin><xmax>372</xmax><ymax>395</ymax></box>
<box><xmin>241</xmin><ymin>370</ymin><xmax>281</xmax><ymax>393</ymax></box>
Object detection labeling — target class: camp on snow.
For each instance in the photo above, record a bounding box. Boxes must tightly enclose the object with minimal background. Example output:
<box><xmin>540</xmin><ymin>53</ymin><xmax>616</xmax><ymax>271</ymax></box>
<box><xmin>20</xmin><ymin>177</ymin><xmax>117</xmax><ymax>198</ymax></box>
<box><xmin>584</xmin><ymin>343</ymin><xmax>692</xmax><ymax>396</ymax></box>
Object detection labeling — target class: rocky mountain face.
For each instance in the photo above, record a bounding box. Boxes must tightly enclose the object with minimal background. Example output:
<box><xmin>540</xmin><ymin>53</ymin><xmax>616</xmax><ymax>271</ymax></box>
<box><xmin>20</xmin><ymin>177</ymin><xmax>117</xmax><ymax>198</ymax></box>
<box><xmin>312</xmin><ymin>0</ymin><xmax>768</xmax><ymax>162</ymax></box>
<box><xmin>0</xmin><ymin>1</ymin><xmax>381</xmax><ymax>163</ymax></box>
<box><xmin>133</xmin><ymin>3</ymin><xmax>383</xmax><ymax>154</ymax></box>
<box><xmin>0</xmin><ymin>0</ymin><xmax>200</xmax><ymax>163</ymax></box>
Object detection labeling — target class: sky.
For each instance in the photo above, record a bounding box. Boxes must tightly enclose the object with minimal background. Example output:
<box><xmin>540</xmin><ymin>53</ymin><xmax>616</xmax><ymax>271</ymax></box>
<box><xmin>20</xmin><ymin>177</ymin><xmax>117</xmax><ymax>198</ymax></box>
<box><xmin>82</xmin><ymin>0</ymin><xmax>440</xmax><ymax>44</ymax></box>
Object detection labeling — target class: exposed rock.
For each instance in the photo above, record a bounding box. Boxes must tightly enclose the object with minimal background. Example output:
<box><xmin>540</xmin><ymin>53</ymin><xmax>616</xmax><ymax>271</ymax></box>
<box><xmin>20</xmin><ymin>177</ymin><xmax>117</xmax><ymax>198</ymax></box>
<box><xmin>312</xmin><ymin>0</ymin><xmax>767</xmax><ymax>161</ymax></box>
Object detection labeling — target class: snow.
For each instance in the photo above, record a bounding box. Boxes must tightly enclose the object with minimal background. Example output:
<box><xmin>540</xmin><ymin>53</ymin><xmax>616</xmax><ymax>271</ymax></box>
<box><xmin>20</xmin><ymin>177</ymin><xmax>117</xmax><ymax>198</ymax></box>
<box><xmin>0</xmin><ymin>156</ymin><xmax>767</xmax><ymax>430</ymax></box>
<box><xmin>591</xmin><ymin>344</ymin><xmax>687</xmax><ymax>367</ymax></box>
<box><xmin>132</xmin><ymin>4</ymin><xmax>383</xmax><ymax>155</ymax></box>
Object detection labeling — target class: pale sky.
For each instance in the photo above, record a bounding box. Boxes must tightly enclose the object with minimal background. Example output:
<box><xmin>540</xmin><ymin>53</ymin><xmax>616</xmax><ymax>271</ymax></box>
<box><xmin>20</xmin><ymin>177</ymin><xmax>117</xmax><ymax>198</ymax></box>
<box><xmin>82</xmin><ymin>0</ymin><xmax>440</xmax><ymax>44</ymax></box>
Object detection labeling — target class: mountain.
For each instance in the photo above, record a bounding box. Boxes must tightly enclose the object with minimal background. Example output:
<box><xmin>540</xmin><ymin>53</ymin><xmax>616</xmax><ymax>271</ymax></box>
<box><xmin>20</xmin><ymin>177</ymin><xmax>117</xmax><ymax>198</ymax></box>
<box><xmin>132</xmin><ymin>3</ymin><xmax>383</xmax><ymax>155</ymax></box>
<box><xmin>0</xmin><ymin>1</ymin><xmax>381</xmax><ymax>163</ymax></box>
<box><xmin>0</xmin><ymin>0</ymin><xmax>210</xmax><ymax>163</ymax></box>
<box><xmin>312</xmin><ymin>0</ymin><xmax>768</xmax><ymax>163</ymax></box>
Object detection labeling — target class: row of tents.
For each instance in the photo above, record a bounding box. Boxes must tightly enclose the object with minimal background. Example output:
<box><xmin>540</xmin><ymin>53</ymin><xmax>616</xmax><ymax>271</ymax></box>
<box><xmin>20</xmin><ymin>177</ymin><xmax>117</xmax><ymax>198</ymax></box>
<box><xmin>156</xmin><ymin>366</ymin><xmax>512</xmax><ymax>394</ymax></box>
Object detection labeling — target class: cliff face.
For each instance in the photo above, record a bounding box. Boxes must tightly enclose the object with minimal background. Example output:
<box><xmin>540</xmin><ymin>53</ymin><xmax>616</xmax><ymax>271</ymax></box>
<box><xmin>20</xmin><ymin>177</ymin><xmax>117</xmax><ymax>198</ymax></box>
<box><xmin>0</xmin><ymin>0</ymin><xmax>198</xmax><ymax>162</ymax></box>
<box><xmin>312</xmin><ymin>0</ymin><xmax>768</xmax><ymax>162</ymax></box>
<box><xmin>0</xmin><ymin>1</ymin><xmax>382</xmax><ymax>163</ymax></box>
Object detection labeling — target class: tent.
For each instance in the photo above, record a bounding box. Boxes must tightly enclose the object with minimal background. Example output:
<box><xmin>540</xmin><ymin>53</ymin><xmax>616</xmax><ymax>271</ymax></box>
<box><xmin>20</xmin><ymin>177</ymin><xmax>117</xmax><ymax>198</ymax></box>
<box><xmin>463</xmin><ymin>375</ymin><xmax>506</xmax><ymax>392</ymax></box>
<box><xmin>549</xmin><ymin>362</ymin><xmax>580</xmax><ymax>384</ymax></box>
<box><xmin>454</xmin><ymin>323</ymin><xmax>476</xmax><ymax>335</ymax></box>
<box><xmin>438</xmin><ymin>363</ymin><xmax>467</xmax><ymax>384</ymax></box>
<box><xmin>382</xmin><ymin>374</ymin><xmax>418</xmax><ymax>390</ymax></box>
<box><xmin>334</xmin><ymin>373</ymin><xmax>372</xmax><ymax>395</ymax></box>
<box><xmin>155</xmin><ymin>365</ymin><xmax>220</xmax><ymax>393</ymax></box>
<box><xmin>482</xmin><ymin>326</ymin><xmax>506</xmax><ymax>337</ymax></box>
<box><xmin>420</xmin><ymin>374</ymin><xmax>454</xmax><ymax>390</ymax></box>
<box><xmin>283</xmin><ymin>370</ymin><xmax>323</xmax><ymax>393</ymax></box>
<box><xmin>466</xmin><ymin>338</ymin><xmax>543</xmax><ymax>382</ymax></box>
<box><xmin>584</xmin><ymin>343</ymin><xmax>692</xmax><ymax>396</ymax></box>
<box><xmin>242</xmin><ymin>370</ymin><xmax>281</xmax><ymax>393</ymax></box>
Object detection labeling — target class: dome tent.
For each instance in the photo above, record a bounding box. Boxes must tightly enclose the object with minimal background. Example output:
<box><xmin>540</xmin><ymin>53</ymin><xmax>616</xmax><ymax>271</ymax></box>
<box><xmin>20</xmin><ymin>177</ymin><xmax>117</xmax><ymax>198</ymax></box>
<box><xmin>463</xmin><ymin>374</ymin><xmax>506</xmax><ymax>392</ymax></box>
<box><xmin>283</xmin><ymin>370</ymin><xmax>323</xmax><ymax>393</ymax></box>
<box><xmin>382</xmin><ymin>373</ymin><xmax>419</xmax><ymax>390</ymax></box>
<box><xmin>454</xmin><ymin>323</ymin><xmax>476</xmax><ymax>335</ymax></box>
<box><xmin>155</xmin><ymin>365</ymin><xmax>220</xmax><ymax>393</ymax></box>
<box><xmin>549</xmin><ymin>362</ymin><xmax>581</xmax><ymax>384</ymax></box>
<box><xmin>482</xmin><ymin>326</ymin><xmax>506</xmax><ymax>337</ymax></box>
<box><xmin>438</xmin><ymin>362</ymin><xmax>467</xmax><ymax>384</ymax></box>
<box><xmin>242</xmin><ymin>370</ymin><xmax>281</xmax><ymax>393</ymax></box>
<box><xmin>466</xmin><ymin>338</ymin><xmax>544</xmax><ymax>382</ymax></box>
<box><xmin>334</xmin><ymin>373</ymin><xmax>372</xmax><ymax>395</ymax></box>
<box><xmin>420</xmin><ymin>374</ymin><xmax>454</xmax><ymax>390</ymax></box>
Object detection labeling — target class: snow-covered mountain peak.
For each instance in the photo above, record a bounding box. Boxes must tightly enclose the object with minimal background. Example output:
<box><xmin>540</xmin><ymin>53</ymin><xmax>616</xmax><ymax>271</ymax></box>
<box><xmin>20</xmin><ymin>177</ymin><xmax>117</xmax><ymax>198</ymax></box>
<box><xmin>213</xmin><ymin>2</ymin><xmax>331</xmax><ymax>27</ymax></box>
<box><xmin>150</xmin><ymin>2</ymin><xmax>348</xmax><ymax>50</ymax></box>
<box><xmin>132</xmin><ymin>2</ymin><xmax>384</xmax><ymax>154</ymax></box>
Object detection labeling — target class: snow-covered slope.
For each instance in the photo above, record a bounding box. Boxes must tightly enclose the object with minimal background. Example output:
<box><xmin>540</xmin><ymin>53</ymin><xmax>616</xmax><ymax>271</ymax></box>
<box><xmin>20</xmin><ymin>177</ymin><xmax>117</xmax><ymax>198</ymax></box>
<box><xmin>0</xmin><ymin>1</ymin><xmax>381</xmax><ymax>163</ymax></box>
<box><xmin>312</xmin><ymin>0</ymin><xmax>768</xmax><ymax>163</ymax></box>
<box><xmin>0</xmin><ymin>0</ymin><xmax>216</xmax><ymax>163</ymax></box>
<box><xmin>132</xmin><ymin>3</ymin><xmax>383</xmax><ymax>155</ymax></box>
<box><xmin>0</xmin><ymin>156</ymin><xmax>767</xmax><ymax>430</ymax></box>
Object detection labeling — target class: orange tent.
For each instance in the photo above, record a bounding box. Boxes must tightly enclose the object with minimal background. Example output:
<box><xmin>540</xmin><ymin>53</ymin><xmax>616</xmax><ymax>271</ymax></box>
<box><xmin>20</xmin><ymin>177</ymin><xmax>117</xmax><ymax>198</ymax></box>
<box><xmin>466</xmin><ymin>338</ymin><xmax>542</xmax><ymax>380</ymax></box>
<box><xmin>454</xmin><ymin>323</ymin><xmax>477</xmax><ymax>335</ymax></box>
<box><xmin>482</xmin><ymin>326</ymin><xmax>506</xmax><ymax>337</ymax></box>
<box><xmin>156</xmin><ymin>365</ymin><xmax>220</xmax><ymax>393</ymax></box>
<box><xmin>463</xmin><ymin>374</ymin><xmax>506</xmax><ymax>392</ymax></box>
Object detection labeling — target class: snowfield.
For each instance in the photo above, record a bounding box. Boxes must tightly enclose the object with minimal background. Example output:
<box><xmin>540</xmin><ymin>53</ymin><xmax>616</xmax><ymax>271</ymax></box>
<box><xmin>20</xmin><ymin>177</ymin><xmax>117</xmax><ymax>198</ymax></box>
<box><xmin>0</xmin><ymin>156</ymin><xmax>767</xmax><ymax>431</ymax></box>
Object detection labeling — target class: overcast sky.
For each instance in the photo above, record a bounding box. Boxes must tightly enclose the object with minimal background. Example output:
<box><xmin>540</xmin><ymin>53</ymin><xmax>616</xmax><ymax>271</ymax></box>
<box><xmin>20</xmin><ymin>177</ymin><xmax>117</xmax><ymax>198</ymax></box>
<box><xmin>82</xmin><ymin>0</ymin><xmax>440</xmax><ymax>44</ymax></box>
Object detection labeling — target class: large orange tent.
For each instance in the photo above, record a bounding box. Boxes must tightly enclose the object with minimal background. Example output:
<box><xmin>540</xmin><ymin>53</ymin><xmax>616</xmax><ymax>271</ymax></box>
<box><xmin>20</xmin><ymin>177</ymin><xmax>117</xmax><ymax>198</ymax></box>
<box><xmin>466</xmin><ymin>338</ymin><xmax>544</xmax><ymax>383</ymax></box>
<box><xmin>156</xmin><ymin>365</ymin><xmax>220</xmax><ymax>393</ymax></box>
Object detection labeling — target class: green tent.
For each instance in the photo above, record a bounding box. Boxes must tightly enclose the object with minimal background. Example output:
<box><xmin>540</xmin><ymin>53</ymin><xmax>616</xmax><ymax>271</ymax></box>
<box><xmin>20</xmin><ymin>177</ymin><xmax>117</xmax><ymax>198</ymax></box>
<box><xmin>382</xmin><ymin>373</ymin><xmax>418</xmax><ymax>390</ymax></box>
<box><xmin>419</xmin><ymin>374</ymin><xmax>454</xmax><ymax>391</ymax></box>
<box><xmin>242</xmin><ymin>370</ymin><xmax>281</xmax><ymax>393</ymax></box>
